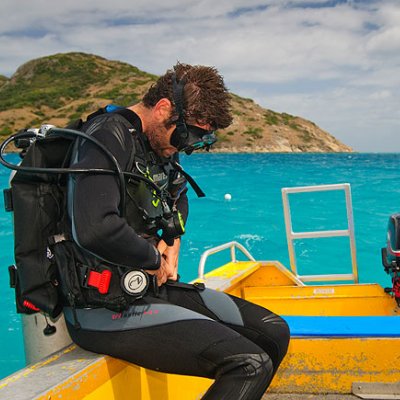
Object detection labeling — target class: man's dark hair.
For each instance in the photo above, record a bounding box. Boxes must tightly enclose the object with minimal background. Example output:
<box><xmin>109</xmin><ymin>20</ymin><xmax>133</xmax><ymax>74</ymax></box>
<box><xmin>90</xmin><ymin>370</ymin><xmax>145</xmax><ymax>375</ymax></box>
<box><xmin>143</xmin><ymin>63</ymin><xmax>232</xmax><ymax>130</ymax></box>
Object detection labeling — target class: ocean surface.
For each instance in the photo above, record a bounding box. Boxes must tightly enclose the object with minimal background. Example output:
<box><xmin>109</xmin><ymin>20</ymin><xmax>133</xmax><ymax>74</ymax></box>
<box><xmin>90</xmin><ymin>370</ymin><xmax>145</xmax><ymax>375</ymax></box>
<box><xmin>1</xmin><ymin>152</ymin><xmax>400</xmax><ymax>379</ymax></box>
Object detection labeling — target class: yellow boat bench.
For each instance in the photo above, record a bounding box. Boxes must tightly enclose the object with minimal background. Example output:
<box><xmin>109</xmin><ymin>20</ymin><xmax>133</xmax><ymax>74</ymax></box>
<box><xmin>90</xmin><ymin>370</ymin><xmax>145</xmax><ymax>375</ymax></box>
<box><xmin>242</xmin><ymin>283</ymin><xmax>397</xmax><ymax>316</ymax></box>
<box><xmin>0</xmin><ymin>344</ymin><xmax>213</xmax><ymax>400</ymax></box>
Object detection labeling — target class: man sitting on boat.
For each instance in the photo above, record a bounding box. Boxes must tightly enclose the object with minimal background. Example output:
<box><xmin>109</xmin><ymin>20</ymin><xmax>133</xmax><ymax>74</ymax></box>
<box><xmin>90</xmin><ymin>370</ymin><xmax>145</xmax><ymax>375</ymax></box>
<box><xmin>59</xmin><ymin>62</ymin><xmax>290</xmax><ymax>399</ymax></box>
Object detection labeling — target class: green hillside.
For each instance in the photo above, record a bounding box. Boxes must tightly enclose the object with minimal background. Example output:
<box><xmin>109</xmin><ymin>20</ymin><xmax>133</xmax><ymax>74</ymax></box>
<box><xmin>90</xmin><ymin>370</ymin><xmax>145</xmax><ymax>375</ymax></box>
<box><xmin>0</xmin><ymin>52</ymin><xmax>352</xmax><ymax>152</ymax></box>
<box><xmin>0</xmin><ymin>75</ymin><xmax>7</xmax><ymax>88</ymax></box>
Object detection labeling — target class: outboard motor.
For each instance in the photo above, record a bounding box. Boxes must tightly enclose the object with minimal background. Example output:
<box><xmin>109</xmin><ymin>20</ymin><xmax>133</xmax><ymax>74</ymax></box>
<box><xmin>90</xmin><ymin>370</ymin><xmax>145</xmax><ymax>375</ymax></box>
<box><xmin>381</xmin><ymin>213</ymin><xmax>400</xmax><ymax>306</ymax></box>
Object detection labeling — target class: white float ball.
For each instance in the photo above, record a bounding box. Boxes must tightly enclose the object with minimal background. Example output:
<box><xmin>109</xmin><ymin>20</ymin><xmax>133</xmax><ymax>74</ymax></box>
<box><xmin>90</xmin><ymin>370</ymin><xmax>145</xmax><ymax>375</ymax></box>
<box><xmin>224</xmin><ymin>193</ymin><xmax>232</xmax><ymax>201</ymax></box>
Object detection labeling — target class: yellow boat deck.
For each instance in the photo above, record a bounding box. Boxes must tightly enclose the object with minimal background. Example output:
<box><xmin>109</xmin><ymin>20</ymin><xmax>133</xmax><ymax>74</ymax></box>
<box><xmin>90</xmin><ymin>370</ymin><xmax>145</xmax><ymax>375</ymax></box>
<box><xmin>205</xmin><ymin>261</ymin><xmax>400</xmax><ymax>396</ymax></box>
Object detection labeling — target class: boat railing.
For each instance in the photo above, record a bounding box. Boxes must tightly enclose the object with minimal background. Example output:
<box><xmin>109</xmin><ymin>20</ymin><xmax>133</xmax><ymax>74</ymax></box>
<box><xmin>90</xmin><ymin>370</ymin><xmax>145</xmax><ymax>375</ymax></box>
<box><xmin>198</xmin><ymin>241</ymin><xmax>255</xmax><ymax>280</ymax></box>
<box><xmin>282</xmin><ymin>183</ymin><xmax>359</xmax><ymax>283</ymax></box>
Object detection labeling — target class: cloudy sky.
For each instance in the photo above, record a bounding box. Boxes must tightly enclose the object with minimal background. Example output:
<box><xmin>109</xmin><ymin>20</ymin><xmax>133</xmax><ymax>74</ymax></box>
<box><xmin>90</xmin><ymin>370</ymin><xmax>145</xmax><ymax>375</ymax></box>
<box><xmin>0</xmin><ymin>0</ymin><xmax>399</xmax><ymax>151</ymax></box>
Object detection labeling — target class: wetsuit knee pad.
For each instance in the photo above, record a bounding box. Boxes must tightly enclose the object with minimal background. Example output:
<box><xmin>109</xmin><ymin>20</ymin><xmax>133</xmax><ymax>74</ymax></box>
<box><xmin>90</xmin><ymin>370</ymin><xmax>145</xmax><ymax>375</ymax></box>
<box><xmin>216</xmin><ymin>352</ymin><xmax>273</xmax><ymax>380</ymax></box>
<box><xmin>199</xmin><ymin>334</ymin><xmax>274</xmax><ymax>381</ymax></box>
<box><xmin>203</xmin><ymin>352</ymin><xmax>273</xmax><ymax>400</ymax></box>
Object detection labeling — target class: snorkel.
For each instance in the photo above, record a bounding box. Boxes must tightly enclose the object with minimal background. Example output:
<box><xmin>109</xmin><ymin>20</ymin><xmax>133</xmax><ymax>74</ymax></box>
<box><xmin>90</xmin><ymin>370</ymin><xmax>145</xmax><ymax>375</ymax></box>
<box><xmin>169</xmin><ymin>73</ymin><xmax>217</xmax><ymax>155</ymax></box>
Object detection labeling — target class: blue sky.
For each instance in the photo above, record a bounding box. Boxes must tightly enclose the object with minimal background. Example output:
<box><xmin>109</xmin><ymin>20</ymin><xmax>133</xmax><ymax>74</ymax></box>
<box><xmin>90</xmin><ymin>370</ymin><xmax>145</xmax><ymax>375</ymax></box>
<box><xmin>0</xmin><ymin>0</ymin><xmax>399</xmax><ymax>152</ymax></box>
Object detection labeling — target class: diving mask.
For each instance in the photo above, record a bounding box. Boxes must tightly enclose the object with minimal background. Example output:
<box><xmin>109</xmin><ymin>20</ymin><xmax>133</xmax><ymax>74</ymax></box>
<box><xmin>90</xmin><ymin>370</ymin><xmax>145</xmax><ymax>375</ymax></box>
<box><xmin>170</xmin><ymin>72</ymin><xmax>218</xmax><ymax>155</ymax></box>
<box><xmin>170</xmin><ymin>124</ymin><xmax>217</xmax><ymax>155</ymax></box>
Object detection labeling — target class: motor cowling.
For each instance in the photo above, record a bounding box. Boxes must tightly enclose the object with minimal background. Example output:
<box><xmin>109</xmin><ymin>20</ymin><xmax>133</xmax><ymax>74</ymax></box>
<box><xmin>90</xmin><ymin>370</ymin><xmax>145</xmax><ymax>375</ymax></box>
<box><xmin>381</xmin><ymin>213</ymin><xmax>400</xmax><ymax>306</ymax></box>
<box><xmin>382</xmin><ymin>214</ymin><xmax>400</xmax><ymax>273</ymax></box>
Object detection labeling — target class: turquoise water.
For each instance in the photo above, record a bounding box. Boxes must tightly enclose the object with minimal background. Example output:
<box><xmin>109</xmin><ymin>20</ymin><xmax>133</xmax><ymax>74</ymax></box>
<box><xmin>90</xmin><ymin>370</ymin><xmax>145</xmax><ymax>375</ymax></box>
<box><xmin>1</xmin><ymin>152</ymin><xmax>399</xmax><ymax>379</ymax></box>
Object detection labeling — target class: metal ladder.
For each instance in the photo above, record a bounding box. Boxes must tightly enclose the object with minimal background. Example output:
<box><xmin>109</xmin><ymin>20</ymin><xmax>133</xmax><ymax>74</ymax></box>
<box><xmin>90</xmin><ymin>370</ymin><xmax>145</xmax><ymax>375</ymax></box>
<box><xmin>197</xmin><ymin>241</ymin><xmax>255</xmax><ymax>280</ymax></box>
<box><xmin>281</xmin><ymin>183</ymin><xmax>359</xmax><ymax>283</ymax></box>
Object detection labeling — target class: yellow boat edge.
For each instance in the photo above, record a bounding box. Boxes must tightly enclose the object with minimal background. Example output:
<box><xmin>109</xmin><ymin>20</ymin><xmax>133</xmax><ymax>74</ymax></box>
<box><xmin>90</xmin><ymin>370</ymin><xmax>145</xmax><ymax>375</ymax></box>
<box><xmin>1</xmin><ymin>260</ymin><xmax>399</xmax><ymax>399</ymax></box>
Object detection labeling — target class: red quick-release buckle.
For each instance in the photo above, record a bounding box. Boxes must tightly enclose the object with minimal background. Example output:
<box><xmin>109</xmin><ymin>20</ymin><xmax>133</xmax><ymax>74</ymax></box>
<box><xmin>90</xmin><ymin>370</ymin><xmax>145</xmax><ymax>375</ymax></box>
<box><xmin>23</xmin><ymin>300</ymin><xmax>40</xmax><ymax>311</ymax></box>
<box><xmin>87</xmin><ymin>269</ymin><xmax>112</xmax><ymax>294</ymax></box>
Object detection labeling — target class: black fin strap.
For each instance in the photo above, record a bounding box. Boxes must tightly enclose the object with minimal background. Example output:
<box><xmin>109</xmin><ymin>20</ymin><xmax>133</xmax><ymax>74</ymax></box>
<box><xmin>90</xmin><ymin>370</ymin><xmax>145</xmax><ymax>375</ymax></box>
<box><xmin>171</xmin><ymin>160</ymin><xmax>205</xmax><ymax>198</ymax></box>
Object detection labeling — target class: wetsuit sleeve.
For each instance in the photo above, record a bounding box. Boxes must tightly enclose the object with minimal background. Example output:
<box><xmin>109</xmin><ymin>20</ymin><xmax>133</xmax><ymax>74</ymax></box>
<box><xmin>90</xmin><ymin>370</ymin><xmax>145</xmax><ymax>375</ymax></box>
<box><xmin>70</xmin><ymin>120</ymin><xmax>160</xmax><ymax>269</ymax></box>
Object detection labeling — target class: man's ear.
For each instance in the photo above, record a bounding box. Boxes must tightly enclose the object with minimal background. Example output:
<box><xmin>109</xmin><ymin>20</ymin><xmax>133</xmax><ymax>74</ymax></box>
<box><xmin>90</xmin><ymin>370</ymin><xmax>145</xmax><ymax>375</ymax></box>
<box><xmin>153</xmin><ymin>98</ymin><xmax>173</xmax><ymax>122</ymax></box>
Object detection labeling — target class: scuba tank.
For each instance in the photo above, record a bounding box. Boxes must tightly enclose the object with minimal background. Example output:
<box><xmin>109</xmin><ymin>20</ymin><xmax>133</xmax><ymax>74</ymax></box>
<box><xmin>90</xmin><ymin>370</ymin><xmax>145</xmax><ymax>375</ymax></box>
<box><xmin>3</xmin><ymin>125</ymin><xmax>75</xmax><ymax>317</ymax></box>
<box><xmin>2</xmin><ymin>125</ymin><xmax>75</xmax><ymax>362</ymax></box>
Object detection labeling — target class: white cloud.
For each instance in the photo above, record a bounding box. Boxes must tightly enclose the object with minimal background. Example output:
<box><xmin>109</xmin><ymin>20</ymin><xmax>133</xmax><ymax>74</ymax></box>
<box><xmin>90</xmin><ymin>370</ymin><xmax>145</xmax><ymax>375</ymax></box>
<box><xmin>0</xmin><ymin>0</ymin><xmax>399</xmax><ymax>151</ymax></box>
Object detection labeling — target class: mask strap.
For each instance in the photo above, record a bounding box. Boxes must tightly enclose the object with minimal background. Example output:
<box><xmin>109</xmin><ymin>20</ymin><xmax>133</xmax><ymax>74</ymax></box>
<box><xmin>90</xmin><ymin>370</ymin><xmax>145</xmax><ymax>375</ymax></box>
<box><xmin>172</xmin><ymin>73</ymin><xmax>188</xmax><ymax>140</ymax></box>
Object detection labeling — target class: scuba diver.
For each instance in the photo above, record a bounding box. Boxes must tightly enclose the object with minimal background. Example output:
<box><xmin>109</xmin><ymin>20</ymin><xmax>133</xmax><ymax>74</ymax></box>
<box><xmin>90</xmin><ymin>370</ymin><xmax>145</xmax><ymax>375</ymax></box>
<box><xmin>8</xmin><ymin>63</ymin><xmax>290</xmax><ymax>399</ymax></box>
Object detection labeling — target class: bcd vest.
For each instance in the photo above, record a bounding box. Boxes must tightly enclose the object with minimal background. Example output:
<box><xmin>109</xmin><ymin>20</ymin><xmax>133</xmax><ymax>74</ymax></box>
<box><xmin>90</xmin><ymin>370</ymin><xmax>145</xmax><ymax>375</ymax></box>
<box><xmin>125</xmin><ymin>136</ymin><xmax>186</xmax><ymax>243</ymax></box>
<box><xmin>52</xmin><ymin>113</ymin><xmax>186</xmax><ymax>316</ymax></box>
<box><xmin>2</xmin><ymin>109</ymin><xmax>193</xmax><ymax>319</ymax></box>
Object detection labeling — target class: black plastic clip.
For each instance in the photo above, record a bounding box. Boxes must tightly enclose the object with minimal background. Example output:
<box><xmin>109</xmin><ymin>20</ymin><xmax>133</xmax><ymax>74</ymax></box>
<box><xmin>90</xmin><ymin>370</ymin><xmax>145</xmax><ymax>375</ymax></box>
<box><xmin>8</xmin><ymin>265</ymin><xmax>17</xmax><ymax>288</ymax></box>
<box><xmin>3</xmin><ymin>189</ymin><xmax>13</xmax><ymax>212</ymax></box>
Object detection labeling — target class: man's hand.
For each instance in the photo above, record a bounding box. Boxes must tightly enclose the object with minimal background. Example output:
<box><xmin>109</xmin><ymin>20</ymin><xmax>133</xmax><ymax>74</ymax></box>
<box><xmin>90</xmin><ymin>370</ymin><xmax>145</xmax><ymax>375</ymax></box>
<box><xmin>146</xmin><ymin>238</ymin><xmax>181</xmax><ymax>286</ymax></box>
<box><xmin>159</xmin><ymin>238</ymin><xmax>181</xmax><ymax>281</ymax></box>
<box><xmin>146</xmin><ymin>257</ymin><xmax>169</xmax><ymax>287</ymax></box>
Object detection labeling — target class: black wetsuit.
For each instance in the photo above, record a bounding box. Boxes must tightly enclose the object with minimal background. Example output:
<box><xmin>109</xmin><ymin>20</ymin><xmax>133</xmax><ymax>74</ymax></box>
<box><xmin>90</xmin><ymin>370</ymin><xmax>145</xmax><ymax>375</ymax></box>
<box><xmin>64</xmin><ymin>109</ymin><xmax>290</xmax><ymax>400</ymax></box>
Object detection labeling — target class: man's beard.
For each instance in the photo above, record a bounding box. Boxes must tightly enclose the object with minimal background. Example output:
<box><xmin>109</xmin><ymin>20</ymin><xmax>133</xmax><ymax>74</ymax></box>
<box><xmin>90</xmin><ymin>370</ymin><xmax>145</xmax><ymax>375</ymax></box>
<box><xmin>146</xmin><ymin>120</ymin><xmax>171</xmax><ymax>156</ymax></box>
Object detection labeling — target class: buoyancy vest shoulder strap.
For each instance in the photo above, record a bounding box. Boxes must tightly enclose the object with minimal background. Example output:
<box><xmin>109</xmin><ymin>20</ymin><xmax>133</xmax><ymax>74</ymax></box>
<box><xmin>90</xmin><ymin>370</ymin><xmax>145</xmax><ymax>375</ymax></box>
<box><xmin>86</xmin><ymin>106</ymin><xmax>206</xmax><ymax>198</ymax></box>
<box><xmin>170</xmin><ymin>159</ymin><xmax>205</xmax><ymax>198</ymax></box>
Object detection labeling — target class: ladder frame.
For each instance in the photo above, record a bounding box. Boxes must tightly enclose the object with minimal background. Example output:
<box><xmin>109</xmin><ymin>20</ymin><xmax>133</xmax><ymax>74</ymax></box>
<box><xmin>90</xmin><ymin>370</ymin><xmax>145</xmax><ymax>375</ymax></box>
<box><xmin>282</xmin><ymin>183</ymin><xmax>359</xmax><ymax>283</ymax></box>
